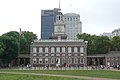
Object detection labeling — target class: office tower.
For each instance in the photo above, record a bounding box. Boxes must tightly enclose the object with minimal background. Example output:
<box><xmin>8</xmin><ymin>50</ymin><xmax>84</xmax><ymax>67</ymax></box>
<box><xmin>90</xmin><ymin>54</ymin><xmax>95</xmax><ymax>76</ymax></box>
<box><xmin>64</xmin><ymin>13</ymin><xmax>82</xmax><ymax>40</ymax></box>
<box><xmin>41</xmin><ymin>8</ymin><xmax>60</xmax><ymax>39</ymax></box>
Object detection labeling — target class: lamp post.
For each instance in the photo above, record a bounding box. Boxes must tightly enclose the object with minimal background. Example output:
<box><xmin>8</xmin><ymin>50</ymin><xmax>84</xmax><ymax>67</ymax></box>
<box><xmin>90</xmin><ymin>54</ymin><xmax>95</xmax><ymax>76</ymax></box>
<box><xmin>84</xmin><ymin>41</ymin><xmax>88</xmax><ymax>69</ymax></box>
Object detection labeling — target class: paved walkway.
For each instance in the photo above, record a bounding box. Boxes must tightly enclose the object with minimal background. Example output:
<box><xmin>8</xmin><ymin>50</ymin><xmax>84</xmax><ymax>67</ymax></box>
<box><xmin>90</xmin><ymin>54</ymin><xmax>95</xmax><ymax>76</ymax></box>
<box><xmin>0</xmin><ymin>72</ymin><xmax>117</xmax><ymax>80</ymax></box>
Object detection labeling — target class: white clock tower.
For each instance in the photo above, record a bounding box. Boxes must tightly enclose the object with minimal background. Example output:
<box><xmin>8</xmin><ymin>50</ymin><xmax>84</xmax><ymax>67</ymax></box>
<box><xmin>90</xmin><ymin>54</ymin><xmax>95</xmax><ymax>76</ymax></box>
<box><xmin>52</xmin><ymin>11</ymin><xmax>67</xmax><ymax>40</ymax></box>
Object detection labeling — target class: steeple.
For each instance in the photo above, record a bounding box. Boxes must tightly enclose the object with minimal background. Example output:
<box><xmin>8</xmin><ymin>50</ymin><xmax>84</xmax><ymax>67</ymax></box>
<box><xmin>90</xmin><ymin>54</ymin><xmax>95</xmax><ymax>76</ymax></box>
<box><xmin>51</xmin><ymin>11</ymin><xmax>67</xmax><ymax>40</ymax></box>
<box><xmin>59</xmin><ymin>0</ymin><xmax>60</xmax><ymax>9</ymax></box>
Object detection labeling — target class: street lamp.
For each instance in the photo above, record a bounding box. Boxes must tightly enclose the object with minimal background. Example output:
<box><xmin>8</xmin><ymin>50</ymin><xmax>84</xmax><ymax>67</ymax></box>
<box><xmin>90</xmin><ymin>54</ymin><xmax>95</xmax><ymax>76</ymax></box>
<box><xmin>84</xmin><ymin>41</ymin><xmax>88</xmax><ymax>69</ymax></box>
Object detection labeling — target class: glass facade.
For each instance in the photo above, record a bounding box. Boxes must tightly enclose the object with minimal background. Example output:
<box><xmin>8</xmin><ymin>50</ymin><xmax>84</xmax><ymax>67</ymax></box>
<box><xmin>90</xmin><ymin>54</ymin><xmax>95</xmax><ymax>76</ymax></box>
<box><xmin>41</xmin><ymin>8</ymin><xmax>60</xmax><ymax>39</ymax></box>
<box><xmin>41</xmin><ymin>15</ymin><xmax>55</xmax><ymax>39</ymax></box>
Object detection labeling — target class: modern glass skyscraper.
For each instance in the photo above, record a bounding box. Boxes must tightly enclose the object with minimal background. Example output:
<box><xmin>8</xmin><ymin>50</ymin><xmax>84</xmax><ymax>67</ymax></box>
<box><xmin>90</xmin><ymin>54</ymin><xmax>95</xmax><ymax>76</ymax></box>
<box><xmin>41</xmin><ymin>8</ymin><xmax>60</xmax><ymax>39</ymax></box>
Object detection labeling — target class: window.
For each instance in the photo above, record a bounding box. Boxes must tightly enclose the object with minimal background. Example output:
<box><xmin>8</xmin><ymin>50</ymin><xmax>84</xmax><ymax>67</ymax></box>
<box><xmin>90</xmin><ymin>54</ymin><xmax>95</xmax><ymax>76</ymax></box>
<box><xmin>76</xmin><ymin>18</ymin><xmax>78</xmax><ymax>21</ymax></box>
<box><xmin>56</xmin><ymin>58</ymin><xmax>60</xmax><ymax>64</ymax></box>
<box><xmin>74</xmin><ymin>47</ymin><xmax>78</xmax><ymax>52</ymax></box>
<box><xmin>45</xmin><ymin>58</ymin><xmax>48</xmax><ymax>64</ymax></box>
<box><xmin>62</xmin><ymin>47</ymin><xmax>65</xmax><ymax>53</ymax></box>
<box><xmin>68</xmin><ymin>58</ymin><xmax>72</xmax><ymax>64</ymax></box>
<box><xmin>62</xmin><ymin>58</ymin><xmax>66</xmax><ymax>64</ymax></box>
<box><xmin>51</xmin><ymin>47</ymin><xmax>55</xmax><ymax>53</ymax></box>
<box><xmin>33</xmin><ymin>58</ymin><xmax>36</xmax><ymax>64</ymax></box>
<box><xmin>39</xmin><ymin>59</ymin><xmax>42</xmax><ymax>64</ymax></box>
<box><xmin>68</xmin><ymin>47</ymin><xmax>71</xmax><ymax>53</ymax></box>
<box><xmin>33</xmin><ymin>47</ymin><xmax>37</xmax><ymax>53</ymax></box>
<box><xmin>56</xmin><ymin>47</ymin><xmax>60</xmax><ymax>53</ymax></box>
<box><xmin>74</xmin><ymin>58</ymin><xmax>78</xmax><ymax>64</ymax></box>
<box><xmin>80</xmin><ymin>47</ymin><xmax>84</xmax><ymax>53</ymax></box>
<box><xmin>64</xmin><ymin>18</ymin><xmax>66</xmax><ymax>21</ymax></box>
<box><xmin>80</xmin><ymin>57</ymin><xmax>84</xmax><ymax>64</ymax></box>
<box><xmin>51</xmin><ymin>58</ymin><xmax>55</xmax><ymax>64</ymax></box>
<box><xmin>68</xmin><ymin>18</ymin><xmax>69</xmax><ymax>21</ymax></box>
<box><xmin>59</xmin><ymin>16</ymin><xmax>60</xmax><ymax>20</ymax></box>
<box><xmin>39</xmin><ymin>47</ymin><xmax>43</xmax><ymax>53</ymax></box>
<box><xmin>45</xmin><ymin>47</ymin><xmax>48</xmax><ymax>53</ymax></box>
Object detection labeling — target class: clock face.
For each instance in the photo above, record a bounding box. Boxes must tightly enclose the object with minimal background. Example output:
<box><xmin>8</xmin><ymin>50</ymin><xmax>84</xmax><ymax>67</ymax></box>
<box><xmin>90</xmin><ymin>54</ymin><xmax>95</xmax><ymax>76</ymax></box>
<box><xmin>57</xmin><ymin>26</ymin><xmax>62</xmax><ymax>32</ymax></box>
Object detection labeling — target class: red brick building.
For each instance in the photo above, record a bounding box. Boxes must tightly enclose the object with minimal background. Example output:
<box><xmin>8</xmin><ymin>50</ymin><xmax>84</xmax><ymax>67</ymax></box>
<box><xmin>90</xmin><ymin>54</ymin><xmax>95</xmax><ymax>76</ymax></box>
<box><xmin>30</xmin><ymin>40</ymin><xmax>87</xmax><ymax>67</ymax></box>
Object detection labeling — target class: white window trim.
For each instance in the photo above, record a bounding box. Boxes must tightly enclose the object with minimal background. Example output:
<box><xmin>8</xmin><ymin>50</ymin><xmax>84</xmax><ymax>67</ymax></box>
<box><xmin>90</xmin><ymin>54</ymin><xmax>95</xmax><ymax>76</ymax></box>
<box><xmin>33</xmin><ymin>47</ymin><xmax>37</xmax><ymax>53</ymax></box>
<box><xmin>45</xmin><ymin>47</ymin><xmax>49</xmax><ymax>53</ymax></box>
<box><xmin>68</xmin><ymin>47</ymin><xmax>71</xmax><ymax>53</ymax></box>
<box><xmin>51</xmin><ymin>47</ymin><xmax>55</xmax><ymax>53</ymax></box>
<box><xmin>56</xmin><ymin>47</ymin><xmax>60</xmax><ymax>53</ymax></box>
<box><xmin>39</xmin><ymin>47</ymin><xmax>43</xmax><ymax>53</ymax></box>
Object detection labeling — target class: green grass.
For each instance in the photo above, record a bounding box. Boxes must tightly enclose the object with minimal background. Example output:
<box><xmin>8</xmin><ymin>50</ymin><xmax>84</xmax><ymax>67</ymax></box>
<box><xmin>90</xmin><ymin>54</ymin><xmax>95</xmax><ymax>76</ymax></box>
<box><xmin>0</xmin><ymin>74</ymin><xmax>85</xmax><ymax>80</ymax></box>
<box><xmin>0</xmin><ymin>70</ymin><xmax>120</xmax><ymax>79</ymax></box>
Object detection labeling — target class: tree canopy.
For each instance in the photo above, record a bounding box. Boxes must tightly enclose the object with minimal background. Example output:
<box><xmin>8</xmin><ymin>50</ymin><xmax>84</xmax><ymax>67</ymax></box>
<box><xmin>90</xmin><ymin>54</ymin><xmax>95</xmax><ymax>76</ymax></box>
<box><xmin>77</xmin><ymin>33</ymin><xmax>119</xmax><ymax>55</ymax></box>
<box><xmin>0</xmin><ymin>31</ymin><xmax>37</xmax><ymax>66</ymax></box>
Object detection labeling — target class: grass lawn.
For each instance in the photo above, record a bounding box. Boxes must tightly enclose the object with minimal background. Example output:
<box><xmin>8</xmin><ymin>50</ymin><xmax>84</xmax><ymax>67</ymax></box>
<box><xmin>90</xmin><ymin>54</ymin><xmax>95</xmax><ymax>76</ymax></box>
<box><xmin>0</xmin><ymin>74</ymin><xmax>85</xmax><ymax>80</ymax></box>
<box><xmin>0</xmin><ymin>70</ymin><xmax>120</xmax><ymax>79</ymax></box>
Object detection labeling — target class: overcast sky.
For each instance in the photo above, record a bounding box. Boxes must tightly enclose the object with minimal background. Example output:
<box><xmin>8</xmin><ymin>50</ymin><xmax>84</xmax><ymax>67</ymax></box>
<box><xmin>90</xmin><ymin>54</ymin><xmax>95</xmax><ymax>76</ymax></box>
<box><xmin>0</xmin><ymin>0</ymin><xmax>120</xmax><ymax>39</ymax></box>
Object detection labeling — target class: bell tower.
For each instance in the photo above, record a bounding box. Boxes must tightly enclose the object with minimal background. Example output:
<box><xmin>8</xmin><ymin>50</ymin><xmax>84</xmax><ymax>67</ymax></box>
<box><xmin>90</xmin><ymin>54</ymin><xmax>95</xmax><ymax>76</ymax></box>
<box><xmin>52</xmin><ymin>11</ymin><xmax>67</xmax><ymax>40</ymax></box>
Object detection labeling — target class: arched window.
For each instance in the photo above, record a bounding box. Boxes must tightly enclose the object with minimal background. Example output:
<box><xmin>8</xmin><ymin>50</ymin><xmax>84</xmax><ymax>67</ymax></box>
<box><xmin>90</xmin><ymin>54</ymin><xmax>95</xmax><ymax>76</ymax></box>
<box><xmin>80</xmin><ymin>57</ymin><xmax>84</xmax><ymax>64</ymax></box>
<box><xmin>74</xmin><ymin>58</ymin><xmax>78</xmax><ymax>64</ymax></box>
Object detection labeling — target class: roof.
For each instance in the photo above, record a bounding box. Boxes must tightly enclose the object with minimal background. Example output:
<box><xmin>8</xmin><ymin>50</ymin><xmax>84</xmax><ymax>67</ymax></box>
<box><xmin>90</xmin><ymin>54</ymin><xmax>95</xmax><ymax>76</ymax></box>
<box><xmin>106</xmin><ymin>51</ymin><xmax>120</xmax><ymax>57</ymax></box>
<box><xmin>87</xmin><ymin>51</ymin><xmax>120</xmax><ymax>58</ymax></box>
<box><xmin>64</xmin><ymin>13</ymin><xmax>80</xmax><ymax>17</ymax></box>
<box><xmin>87</xmin><ymin>54</ymin><xmax>106</xmax><ymax>58</ymax></box>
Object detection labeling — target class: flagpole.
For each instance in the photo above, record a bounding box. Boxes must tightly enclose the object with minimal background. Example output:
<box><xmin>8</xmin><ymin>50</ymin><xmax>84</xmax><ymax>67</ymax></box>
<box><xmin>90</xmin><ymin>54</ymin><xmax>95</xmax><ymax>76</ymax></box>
<box><xmin>18</xmin><ymin>27</ymin><xmax>21</xmax><ymax>66</ymax></box>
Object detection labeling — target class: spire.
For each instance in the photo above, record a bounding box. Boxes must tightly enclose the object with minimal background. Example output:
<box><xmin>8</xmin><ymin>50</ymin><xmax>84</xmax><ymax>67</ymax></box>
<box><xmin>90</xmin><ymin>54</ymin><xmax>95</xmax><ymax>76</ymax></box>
<box><xmin>59</xmin><ymin>0</ymin><xmax>60</xmax><ymax>9</ymax></box>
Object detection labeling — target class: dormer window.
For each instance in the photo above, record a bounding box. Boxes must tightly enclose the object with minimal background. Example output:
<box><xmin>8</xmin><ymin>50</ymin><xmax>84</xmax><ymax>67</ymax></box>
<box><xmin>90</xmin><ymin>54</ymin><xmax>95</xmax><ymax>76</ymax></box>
<box><xmin>59</xmin><ymin>16</ymin><xmax>60</xmax><ymax>20</ymax></box>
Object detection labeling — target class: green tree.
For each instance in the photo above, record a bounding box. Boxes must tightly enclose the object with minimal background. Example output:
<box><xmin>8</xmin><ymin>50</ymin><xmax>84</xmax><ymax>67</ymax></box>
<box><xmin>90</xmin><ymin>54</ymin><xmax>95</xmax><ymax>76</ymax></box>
<box><xmin>111</xmin><ymin>36</ymin><xmax>120</xmax><ymax>51</ymax></box>
<box><xmin>95</xmin><ymin>36</ymin><xmax>111</xmax><ymax>54</ymax></box>
<box><xmin>0</xmin><ymin>34</ymin><xmax>19</xmax><ymax>65</ymax></box>
<box><xmin>20</xmin><ymin>31</ymin><xmax>37</xmax><ymax>54</ymax></box>
<box><xmin>77</xmin><ymin>33</ymin><xmax>111</xmax><ymax>55</ymax></box>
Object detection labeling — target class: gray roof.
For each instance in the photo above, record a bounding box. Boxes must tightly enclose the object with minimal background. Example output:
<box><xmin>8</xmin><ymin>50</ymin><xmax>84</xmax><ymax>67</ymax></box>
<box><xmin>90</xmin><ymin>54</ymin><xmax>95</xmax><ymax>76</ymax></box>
<box><xmin>64</xmin><ymin>13</ymin><xmax>80</xmax><ymax>17</ymax></box>
<box><xmin>87</xmin><ymin>54</ymin><xmax>106</xmax><ymax>58</ymax></box>
<box><xmin>106</xmin><ymin>51</ymin><xmax>120</xmax><ymax>57</ymax></box>
<box><xmin>88</xmin><ymin>51</ymin><xmax>120</xmax><ymax>58</ymax></box>
<box><xmin>31</xmin><ymin>39</ymin><xmax>85</xmax><ymax>46</ymax></box>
